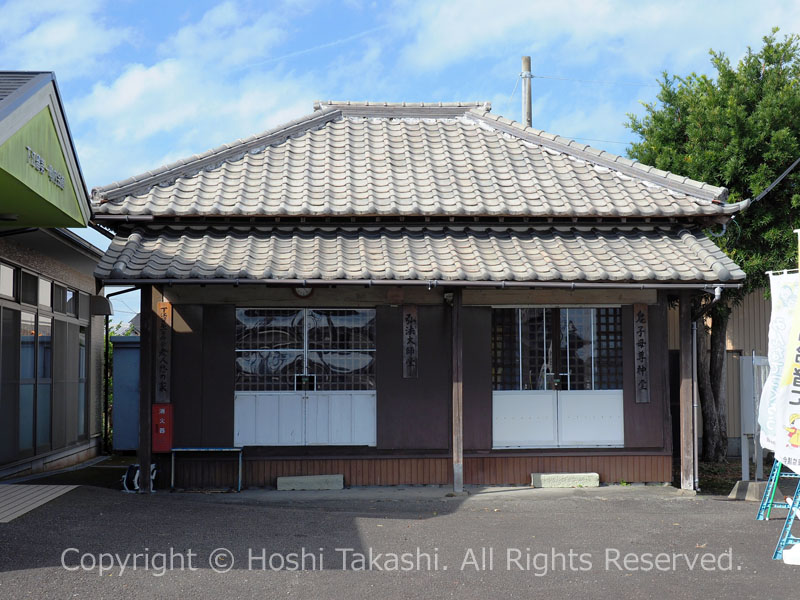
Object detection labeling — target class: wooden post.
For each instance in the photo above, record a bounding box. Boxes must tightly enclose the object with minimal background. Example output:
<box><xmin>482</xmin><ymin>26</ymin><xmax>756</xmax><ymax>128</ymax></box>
<box><xmin>451</xmin><ymin>288</ymin><xmax>464</xmax><ymax>492</ymax></box>
<box><xmin>679</xmin><ymin>291</ymin><xmax>695</xmax><ymax>491</ymax></box>
<box><xmin>521</xmin><ymin>56</ymin><xmax>532</xmax><ymax>127</ymax></box>
<box><xmin>138</xmin><ymin>285</ymin><xmax>156</xmax><ymax>493</ymax></box>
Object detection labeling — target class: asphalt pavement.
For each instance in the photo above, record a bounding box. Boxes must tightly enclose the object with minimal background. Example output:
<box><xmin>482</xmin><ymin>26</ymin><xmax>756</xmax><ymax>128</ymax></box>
<box><xmin>0</xmin><ymin>483</ymin><xmax>795</xmax><ymax>599</ymax></box>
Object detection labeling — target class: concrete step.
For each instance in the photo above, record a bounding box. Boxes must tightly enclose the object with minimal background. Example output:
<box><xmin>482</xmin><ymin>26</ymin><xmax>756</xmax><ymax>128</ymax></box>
<box><xmin>531</xmin><ymin>472</ymin><xmax>600</xmax><ymax>488</ymax></box>
<box><xmin>277</xmin><ymin>474</ymin><xmax>344</xmax><ymax>491</ymax></box>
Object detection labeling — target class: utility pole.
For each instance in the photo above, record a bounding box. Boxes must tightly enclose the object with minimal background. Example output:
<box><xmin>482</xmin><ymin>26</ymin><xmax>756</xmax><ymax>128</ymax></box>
<box><xmin>521</xmin><ymin>56</ymin><xmax>532</xmax><ymax>127</ymax></box>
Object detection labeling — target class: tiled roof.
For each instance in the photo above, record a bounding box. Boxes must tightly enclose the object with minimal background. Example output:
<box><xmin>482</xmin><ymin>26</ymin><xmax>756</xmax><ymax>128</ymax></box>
<box><xmin>95</xmin><ymin>225</ymin><xmax>745</xmax><ymax>283</ymax></box>
<box><xmin>92</xmin><ymin>102</ymin><xmax>747</xmax><ymax>221</ymax></box>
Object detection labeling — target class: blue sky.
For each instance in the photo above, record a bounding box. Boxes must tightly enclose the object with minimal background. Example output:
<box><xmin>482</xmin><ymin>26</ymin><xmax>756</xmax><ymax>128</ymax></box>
<box><xmin>2</xmin><ymin>0</ymin><xmax>798</xmax><ymax>323</ymax></box>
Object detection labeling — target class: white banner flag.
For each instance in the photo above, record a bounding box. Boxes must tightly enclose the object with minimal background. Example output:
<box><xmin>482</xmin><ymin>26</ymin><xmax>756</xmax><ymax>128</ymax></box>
<box><xmin>758</xmin><ymin>271</ymin><xmax>800</xmax><ymax>474</ymax></box>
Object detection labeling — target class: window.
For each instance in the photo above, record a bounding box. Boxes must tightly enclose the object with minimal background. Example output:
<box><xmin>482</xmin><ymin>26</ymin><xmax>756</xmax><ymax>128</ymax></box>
<box><xmin>36</xmin><ymin>316</ymin><xmax>52</xmax><ymax>451</ymax></box>
<box><xmin>235</xmin><ymin>308</ymin><xmax>376</xmax><ymax>392</ymax></box>
<box><xmin>0</xmin><ymin>263</ymin><xmax>15</xmax><ymax>299</ymax></box>
<box><xmin>307</xmin><ymin>309</ymin><xmax>376</xmax><ymax>391</ymax></box>
<box><xmin>593</xmin><ymin>308</ymin><xmax>623</xmax><ymax>390</ymax></box>
<box><xmin>235</xmin><ymin>309</ymin><xmax>305</xmax><ymax>391</ymax></box>
<box><xmin>19</xmin><ymin>312</ymin><xmax>35</xmax><ymax>452</ymax></box>
<box><xmin>65</xmin><ymin>289</ymin><xmax>77</xmax><ymax>317</ymax></box>
<box><xmin>38</xmin><ymin>279</ymin><xmax>51</xmax><ymax>309</ymax></box>
<box><xmin>79</xmin><ymin>292</ymin><xmax>90</xmax><ymax>320</ymax></box>
<box><xmin>20</xmin><ymin>272</ymin><xmax>37</xmax><ymax>305</ymax></box>
<box><xmin>491</xmin><ymin>307</ymin><xmax>623</xmax><ymax>391</ymax></box>
<box><xmin>52</xmin><ymin>285</ymin><xmax>66</xmax><ymax>313</ymax></box>
<box><xmin>557</xmin><ymin>308</ymin><xmax>623</xmax><ymax>390</ymax></box>
<box><xmin>78</xmin><ymin>327</ymin><xmax>87</xmax><ymax>438</ymax></box>
<box><xmin>1</xmin><ymin>267</ymin><xmax>91</xmax><ymax>461</ymax></box>
<box><xmin>492</xmin><ymin>308</ymin><xmax>555</xmax><ymax>391</ymax></box>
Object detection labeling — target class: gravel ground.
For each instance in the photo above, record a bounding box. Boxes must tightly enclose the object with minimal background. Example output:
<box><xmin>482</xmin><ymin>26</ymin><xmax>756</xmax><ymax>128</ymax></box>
<box><xmin>0</xmin><ymin>483</ymin><xmax>795</xmax><ymax>599</ymax></box>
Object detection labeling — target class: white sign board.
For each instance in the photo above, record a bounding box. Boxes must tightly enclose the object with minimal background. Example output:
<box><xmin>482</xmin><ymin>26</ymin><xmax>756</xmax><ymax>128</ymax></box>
<box><xmin>758</xmin><ymin>272</ymin><xmax>800</xmax><ymax>474</ymax></box>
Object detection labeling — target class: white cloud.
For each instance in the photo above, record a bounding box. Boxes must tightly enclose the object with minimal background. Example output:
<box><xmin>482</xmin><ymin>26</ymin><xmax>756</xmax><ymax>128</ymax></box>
<box><xmin>395</xmin><ymin>0</ymin><xmax>800</xmax><ymax>79</ymax></box>
<box><xmin>13</xmin><ymin>0</ymin><xmax>798</xmax><ymax>191</ymax></box>
<box><xmin>0</xmin><ymin>0</ymin><xmax>132</xmax><ymax>80</ymax></box>
<box><xmin>72</xmin><ymin>2</ymin><xmax>323</xmax><ymax>188</ymax></box>
<box><xmin>158</xmin><ymin>1</ymin><xmax>288</xmax><ymax>69</ymax></box>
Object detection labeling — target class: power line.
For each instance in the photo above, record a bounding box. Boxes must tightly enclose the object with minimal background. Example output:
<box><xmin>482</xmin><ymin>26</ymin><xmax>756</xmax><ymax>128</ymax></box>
<box><xmin>533</xmin><ymin>74</ymin><xmax>660</xmax><ymax>87</ymax></box>
<box><xmin>569</xmin><ymin>137</ymin><xmax>630</xmax><ymax>145</ymax></box>
<box><xmin>752</xmin><ymin>155</ymin><xmax>800</xmax><ymax>203</ymax></box>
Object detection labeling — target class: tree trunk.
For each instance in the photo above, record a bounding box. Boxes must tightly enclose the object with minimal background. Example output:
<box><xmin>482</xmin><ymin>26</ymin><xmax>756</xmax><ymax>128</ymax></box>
<box><xmin>695</xmin><ymin>305</ymin><xmax>730</xmax><ymax>463</ymax></box>
<box><xmin>709</xmin><ymin>308</ymin><xmax>729</xmax><ymax>458</ymax></box>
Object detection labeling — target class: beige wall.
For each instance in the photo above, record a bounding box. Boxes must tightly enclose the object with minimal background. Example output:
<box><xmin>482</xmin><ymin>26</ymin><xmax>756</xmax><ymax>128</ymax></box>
<box><xmin>0</xmin><ymin>236</ymin><xmax>95</xmax><ymax>293</ymax></box>
<box><xmin>726</xmin><ymin>289</ymin><xmax>770</xmax><ymax>355</ymax></box>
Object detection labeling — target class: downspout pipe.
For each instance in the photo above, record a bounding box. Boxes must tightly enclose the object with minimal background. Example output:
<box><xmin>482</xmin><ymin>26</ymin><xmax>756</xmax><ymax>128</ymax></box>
<box><xmin>692</xmin><ymin>320</ymin><xmax>700</xmax><ymax>491</ymax></box>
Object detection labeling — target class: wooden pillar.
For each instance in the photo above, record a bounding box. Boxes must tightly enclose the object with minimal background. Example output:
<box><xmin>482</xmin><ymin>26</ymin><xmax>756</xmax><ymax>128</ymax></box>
<box><xmin>138</xmin><ymin>285</ymin><xmax>156</xmax><ymax>493</ymax></box>
<box><xmin>678</xmin><ymin>291</ymin><xmax>694</xmax><ymax>491</ymax></box>
<box><xmin>451</xmin><ymin>288</ymin><xmax>464</xmax><ymax>492</ymax></box>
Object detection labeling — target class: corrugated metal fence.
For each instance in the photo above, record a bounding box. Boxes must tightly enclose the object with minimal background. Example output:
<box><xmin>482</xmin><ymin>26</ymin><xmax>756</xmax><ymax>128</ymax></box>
<box><xmin>667</xmin><ymin>290</ymin><xmax>770</xmax><ymax>446</ymax></box>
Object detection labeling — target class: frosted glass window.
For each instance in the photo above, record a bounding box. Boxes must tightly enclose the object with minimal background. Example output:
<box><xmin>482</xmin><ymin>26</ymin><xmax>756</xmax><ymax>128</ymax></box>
<box><xmin>38</xmin><ymin>279</ymin><xmax>51</xmax><ymax>308</ymax></box>
<box><xmin>0</xmin><ymin>263</ymin><xmax>15</xmax><ymax>299</ymax></box>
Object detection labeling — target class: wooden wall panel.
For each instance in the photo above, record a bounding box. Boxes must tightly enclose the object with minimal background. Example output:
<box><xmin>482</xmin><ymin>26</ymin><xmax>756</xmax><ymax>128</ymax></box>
<box><xmin>462</xmin><ymin>307</ymin><xmax>492</xmax><ymax>450</ymax></box>
<box><xmin>463</xmin><ymin>288</ymin><xmax>657</xmax><ymax>306</ymax></box>
<box><xmin>171</xmin><ymin>305</ymin><xmax>203</xmax><ymax>447</ymax></box>
<box><xmin>375</xmin><ymin>305</ymin><xmax>451</xmax><ymax>450</ymax></box>
<box><xmin>165</xmin><ymin>285</ymin><xmax>446</xmax><ymax>307</ymax></box>
<box><xmin>165</xmin><ymin>453</ymin><xmax>672</xmax><ymax>488</ymax></box>
<box><xmin>201</xmin><ymin>305</ymin><xmax>235</xmax><ymax>447</ymax></box>
<box><xmin>622</xmin><ymin>298</ymin><xmax>669</xmax><ymax>449</ymax></box>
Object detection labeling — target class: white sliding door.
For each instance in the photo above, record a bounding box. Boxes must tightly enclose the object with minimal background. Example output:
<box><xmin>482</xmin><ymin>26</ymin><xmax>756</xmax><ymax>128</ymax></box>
<box><xmin>235</xmin><ymin>391</ymin><xmax>376</xmax><ymax>446</ymax></box>
<box><xmin>557</xmin><ymin>390</ymin><xmax>624</xmax><ymax>447</ymax></box>
<box><xmin>493</xmin><ymin>390</ymin><xmax>558</xmax><ymax>447</ymax></box>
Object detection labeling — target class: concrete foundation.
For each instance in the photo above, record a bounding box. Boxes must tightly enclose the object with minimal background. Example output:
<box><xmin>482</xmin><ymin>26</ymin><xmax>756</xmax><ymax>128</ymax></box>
<box><xmin>728</xmin><ymin>480</ymin><xmax>768</xmax><ymax>502</ymax></box>
<box><xmin>277</xmin><ymin>474</ymin><xmax>344</xmax><ymax>491</ymax></box>
<box><xmin>531</xmin><ymin>472</ymin><xmax>600</xmax><ymax>488</ymax></box>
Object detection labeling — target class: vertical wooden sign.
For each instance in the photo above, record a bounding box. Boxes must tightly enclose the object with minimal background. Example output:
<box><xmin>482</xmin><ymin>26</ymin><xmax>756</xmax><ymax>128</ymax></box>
<box><xmin>402</xmin><ymin>305</ymin><xmax>418</xmax><ymax>378</ymax></box>
<box><xmin>155</xmin><ymin>301</ymin><xmax>172</xmax><ymax>403</ymax></box>
<box><xmin>633</xmin><ymin>303</ymin><xmax>650</xmax><ymax>403</ymax></box>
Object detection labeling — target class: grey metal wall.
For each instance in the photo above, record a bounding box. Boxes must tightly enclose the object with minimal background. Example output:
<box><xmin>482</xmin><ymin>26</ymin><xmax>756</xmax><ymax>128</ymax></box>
<box><xmin>111</xmin><ymin>336</ymin><xmax>140</xmax><ymax>451</ymax></box>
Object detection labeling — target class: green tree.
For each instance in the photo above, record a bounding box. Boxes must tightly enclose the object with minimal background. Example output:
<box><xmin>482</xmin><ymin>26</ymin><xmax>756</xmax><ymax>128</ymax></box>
<box><xmin>627</xmin><ymin>29</ymin><xmax>800</xmax><ymax>461</ymax></box>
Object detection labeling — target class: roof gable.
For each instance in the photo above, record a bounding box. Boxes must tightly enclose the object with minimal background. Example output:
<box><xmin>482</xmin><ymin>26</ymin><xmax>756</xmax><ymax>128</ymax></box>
<box><xmin>0</xmin><ymin>71</ymin><xmax>91</xmax><ymax>226</ymax></box>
